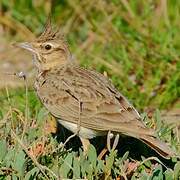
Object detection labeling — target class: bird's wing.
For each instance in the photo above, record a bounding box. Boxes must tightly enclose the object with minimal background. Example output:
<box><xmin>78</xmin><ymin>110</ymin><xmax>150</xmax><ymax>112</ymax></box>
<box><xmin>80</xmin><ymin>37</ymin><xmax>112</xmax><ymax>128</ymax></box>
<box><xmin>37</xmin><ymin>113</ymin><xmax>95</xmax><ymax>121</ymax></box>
<box><xmin>38</xmin><ymin>64</ymin><xmax>154</xmax><ymax>136</ymax></box>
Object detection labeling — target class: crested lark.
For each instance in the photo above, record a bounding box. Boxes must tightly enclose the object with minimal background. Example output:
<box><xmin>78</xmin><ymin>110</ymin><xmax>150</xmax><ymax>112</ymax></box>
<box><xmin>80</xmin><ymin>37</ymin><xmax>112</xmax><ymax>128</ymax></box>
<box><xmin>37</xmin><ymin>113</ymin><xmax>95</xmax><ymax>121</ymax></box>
<box><xmin>16</xmin><ymin>20</ymin><xmax>175</xmax><ymax>159</ymax></box>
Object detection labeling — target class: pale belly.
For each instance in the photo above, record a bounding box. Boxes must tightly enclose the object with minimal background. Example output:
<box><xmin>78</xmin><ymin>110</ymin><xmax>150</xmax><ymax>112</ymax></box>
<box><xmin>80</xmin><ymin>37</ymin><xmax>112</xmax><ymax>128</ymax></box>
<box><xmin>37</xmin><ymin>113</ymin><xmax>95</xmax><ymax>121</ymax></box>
<box><xmin>58</xmin><ymin>119</ymin><xmax>106</xmax><ymax>139</ymax></box>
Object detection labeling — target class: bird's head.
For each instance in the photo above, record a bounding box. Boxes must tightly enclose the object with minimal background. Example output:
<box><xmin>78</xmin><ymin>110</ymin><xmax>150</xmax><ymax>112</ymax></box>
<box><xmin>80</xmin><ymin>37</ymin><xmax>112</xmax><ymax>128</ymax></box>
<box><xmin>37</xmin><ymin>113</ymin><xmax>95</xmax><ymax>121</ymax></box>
<box><xmin>15</xmin><ymin>18</ymin><xmax>71</xmax><ymax>71</ymax></box>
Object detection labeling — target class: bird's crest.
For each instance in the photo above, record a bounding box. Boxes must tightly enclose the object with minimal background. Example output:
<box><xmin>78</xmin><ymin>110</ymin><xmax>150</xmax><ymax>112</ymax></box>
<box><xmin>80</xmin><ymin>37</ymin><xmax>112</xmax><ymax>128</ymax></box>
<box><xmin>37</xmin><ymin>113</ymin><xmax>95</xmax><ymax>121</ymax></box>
<box><xmin>37</xmin><ymin>16</ymin><xmax>65</xmax><ymax>42</ymax></box>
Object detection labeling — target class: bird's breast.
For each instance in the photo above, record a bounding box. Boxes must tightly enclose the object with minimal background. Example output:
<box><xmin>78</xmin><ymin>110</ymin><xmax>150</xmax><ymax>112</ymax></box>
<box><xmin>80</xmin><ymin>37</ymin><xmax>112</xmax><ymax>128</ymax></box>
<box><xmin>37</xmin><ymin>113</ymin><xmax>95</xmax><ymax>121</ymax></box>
<box><xmin>58</xmin><ymin>119</ymin><xmax>106</xmax><ymax>139</ymax></box>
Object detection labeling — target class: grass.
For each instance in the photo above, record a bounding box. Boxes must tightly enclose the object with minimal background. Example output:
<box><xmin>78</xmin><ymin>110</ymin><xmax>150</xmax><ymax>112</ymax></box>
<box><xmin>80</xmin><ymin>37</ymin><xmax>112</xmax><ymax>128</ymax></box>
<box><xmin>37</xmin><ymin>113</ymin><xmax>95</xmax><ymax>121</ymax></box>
<box><xmin>0</xmin><ymin>0</ymin><xmax>180</xmax><ymax>179</ymax></box>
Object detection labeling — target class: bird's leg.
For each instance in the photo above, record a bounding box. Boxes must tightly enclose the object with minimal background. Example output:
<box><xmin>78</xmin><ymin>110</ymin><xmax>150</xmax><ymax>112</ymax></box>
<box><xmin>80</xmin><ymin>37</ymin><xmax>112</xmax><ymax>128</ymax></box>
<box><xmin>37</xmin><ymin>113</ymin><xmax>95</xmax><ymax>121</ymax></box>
<box><xmin>98</xmin><ymin>131</ymin><xmax>113</xmax><ymax>159</ymax></box>
<box><xmin>107</xmin><ymin>131</ymin><xmax>113</xmax><ymax>151</ymax></box>
<box><xmin>107</xmin><ymin>131</ymin><xmax>119</xmax><ymax>151</ymax></box>
<box><xmin>80</xmin><ymin>137</ymin><xmax>90</xmax><ymax>153</ymax></box>
<box><xmin>99</xmin><ymin>131</ymin><xmax>119</xmax><ymax>159</ymax></box>
<box><xmin>112</xmin><ymin>133</ymin><xmax>119</xmax><ymax>151</ymax></box>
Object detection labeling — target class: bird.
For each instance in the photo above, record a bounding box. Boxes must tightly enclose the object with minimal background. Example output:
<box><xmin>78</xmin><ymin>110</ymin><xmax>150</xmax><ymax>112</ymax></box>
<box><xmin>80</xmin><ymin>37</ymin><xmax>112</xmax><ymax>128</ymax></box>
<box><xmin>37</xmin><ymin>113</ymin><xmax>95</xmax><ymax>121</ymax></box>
<box><xmin>15</xmin><ymin>18</ymin><xmax>175</xmax><ymax>159</ymax></box>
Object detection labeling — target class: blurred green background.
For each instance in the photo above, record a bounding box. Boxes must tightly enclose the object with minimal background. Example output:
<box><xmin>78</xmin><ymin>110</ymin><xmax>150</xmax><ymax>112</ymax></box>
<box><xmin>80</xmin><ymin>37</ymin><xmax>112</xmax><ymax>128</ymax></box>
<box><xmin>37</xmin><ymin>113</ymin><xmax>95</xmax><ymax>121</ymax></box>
<box><xmin>0</xmin><ymin>0</ymin><xmax>180</xmax><ymax>179</ymax></box>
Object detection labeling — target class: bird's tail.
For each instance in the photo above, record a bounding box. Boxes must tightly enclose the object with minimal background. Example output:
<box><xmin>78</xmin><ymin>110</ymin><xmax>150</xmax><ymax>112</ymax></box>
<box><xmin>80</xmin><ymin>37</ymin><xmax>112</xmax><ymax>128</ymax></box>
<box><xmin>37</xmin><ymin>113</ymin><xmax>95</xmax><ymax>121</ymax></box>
<box><xmin>139</xmin><ymin>135</ymin><xmax>175</xmax><ymax>159</ymax></box>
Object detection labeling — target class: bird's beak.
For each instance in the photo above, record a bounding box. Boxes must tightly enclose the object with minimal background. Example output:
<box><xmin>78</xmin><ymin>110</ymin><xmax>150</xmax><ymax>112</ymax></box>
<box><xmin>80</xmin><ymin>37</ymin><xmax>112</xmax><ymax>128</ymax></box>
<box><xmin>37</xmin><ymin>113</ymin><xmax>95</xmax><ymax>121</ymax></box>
<box><xmin>13</xmin><ymin>42</ymin><xmax>36</xmax><ymax>54</ymax></box>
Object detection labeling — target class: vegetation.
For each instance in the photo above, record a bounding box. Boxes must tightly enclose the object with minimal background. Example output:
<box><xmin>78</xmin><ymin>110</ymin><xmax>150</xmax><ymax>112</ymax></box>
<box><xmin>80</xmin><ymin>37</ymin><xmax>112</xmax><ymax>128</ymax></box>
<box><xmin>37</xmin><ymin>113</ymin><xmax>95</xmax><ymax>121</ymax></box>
<box><xmin>0</xmin><ymin>0</ymin><xmax>179</xmax><ymax>179</ymax></box>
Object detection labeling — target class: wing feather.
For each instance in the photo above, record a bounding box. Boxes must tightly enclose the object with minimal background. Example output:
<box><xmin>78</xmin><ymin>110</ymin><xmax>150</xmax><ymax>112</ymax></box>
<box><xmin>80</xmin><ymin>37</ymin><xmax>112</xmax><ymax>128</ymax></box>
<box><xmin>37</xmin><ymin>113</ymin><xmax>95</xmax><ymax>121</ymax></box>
<box><xmin>37</xmin><ymin>64</ymin><xmax>154</xmax><ymax>136</ymax></box>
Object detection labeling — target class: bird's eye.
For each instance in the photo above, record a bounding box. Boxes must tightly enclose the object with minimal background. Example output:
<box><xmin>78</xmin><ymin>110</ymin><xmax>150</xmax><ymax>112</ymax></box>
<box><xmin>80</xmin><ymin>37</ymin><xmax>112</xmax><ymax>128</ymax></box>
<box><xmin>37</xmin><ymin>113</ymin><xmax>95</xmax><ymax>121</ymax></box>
<box><xmin>44</xmin><ymin>44</ymin><xmax>52</xmax><ymax>50</ymax></box>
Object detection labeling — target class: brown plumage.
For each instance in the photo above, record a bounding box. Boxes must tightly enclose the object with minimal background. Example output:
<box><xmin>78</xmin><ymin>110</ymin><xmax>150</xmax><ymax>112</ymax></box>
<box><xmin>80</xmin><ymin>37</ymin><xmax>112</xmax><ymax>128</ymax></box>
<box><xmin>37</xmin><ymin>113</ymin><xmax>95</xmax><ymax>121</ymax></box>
<box><xmin>16</xmin><ymin>19</ymin><xmax>175</xmax><ymax>159</ymax></box>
